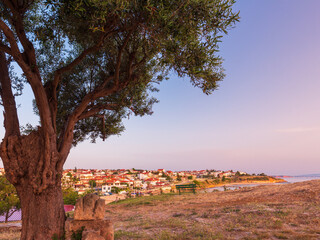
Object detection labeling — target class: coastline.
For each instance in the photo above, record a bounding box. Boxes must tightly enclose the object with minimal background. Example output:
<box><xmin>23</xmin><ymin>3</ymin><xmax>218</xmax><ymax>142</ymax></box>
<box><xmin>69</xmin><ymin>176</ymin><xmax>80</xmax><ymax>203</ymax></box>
<box><xmin>196</xmin><ymin>178</ymin><xmax>286</xmax><ymax>190</ymax></box>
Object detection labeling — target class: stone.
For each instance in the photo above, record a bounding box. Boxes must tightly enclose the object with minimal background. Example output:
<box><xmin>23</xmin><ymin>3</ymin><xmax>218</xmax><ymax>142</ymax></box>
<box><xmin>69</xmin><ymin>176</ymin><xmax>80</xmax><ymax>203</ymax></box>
<box><xmin>94</xmin><ymin>199</ymin><xmax>106</xmax><ymax>220</ymax></box>
<box><xmin>65</xmin><ymin>194</ymin><xmax>112</xmax><ymax>239</ymax></box>
<box><xmin>65</xmin><ymin>218</ymin><xmax>114</xmax><ymax>240</ymax></box>
<box><xmin>82</xmin><ymin>230</ymin><xmax>105</xmax><ymax>240</ymax></box>
<box><xmin>74</xmin><ymin>194</ymin><xmax>106</xmax><ymax>220</ymax></box>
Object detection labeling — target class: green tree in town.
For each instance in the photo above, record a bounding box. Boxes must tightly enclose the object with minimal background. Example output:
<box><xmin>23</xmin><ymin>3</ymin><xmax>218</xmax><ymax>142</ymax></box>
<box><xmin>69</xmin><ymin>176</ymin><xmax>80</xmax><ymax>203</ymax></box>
<box><xmin>83</xmin><ymin>188</ymin><xmax>96</xmax><ymax>196</ymax></box>
<box><xmin>0</xmin><ymin>0</ymin><xmax>239</xmax><ymax>238</ymax></box>
<box><xmin>89</xmin><ymin>180</ymin><xmax>97</xmax><ymax>188</ymax></box>
<box><xmin>62</xmin><ymin>187</ymin><xmax>79</xmax><ymax>205</ymax></box>
<box><xmin>0</xmin><ymin>176</ymin><xmax>20</xmax><ymax>223</ymax></box>
<box><xmin>177</xmin><ymin>174</ymin><xmax>182</xmax><ymax>181</ymax></box>
<box><xmin>165</xmin><ymin>175</ymin><xmax>173</xmax><ymax>182</ymax></box>
<box><xmin>111</xmin><ymin>186</ymin><xmax>121</xmax><ymax>194</ymax></box>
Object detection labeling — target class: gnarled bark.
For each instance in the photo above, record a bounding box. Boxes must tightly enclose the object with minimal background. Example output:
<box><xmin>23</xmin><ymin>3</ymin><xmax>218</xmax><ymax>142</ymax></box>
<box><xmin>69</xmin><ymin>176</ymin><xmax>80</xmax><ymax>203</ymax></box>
<box><xmin>0</xmin><ymin>131</ymin><xmax>65</xmax><ymax>239</ymax></box>
<box><xmin>16</xmin><ymin>183</ymin><xmax>65</xmax><ymax>240</ymax></box>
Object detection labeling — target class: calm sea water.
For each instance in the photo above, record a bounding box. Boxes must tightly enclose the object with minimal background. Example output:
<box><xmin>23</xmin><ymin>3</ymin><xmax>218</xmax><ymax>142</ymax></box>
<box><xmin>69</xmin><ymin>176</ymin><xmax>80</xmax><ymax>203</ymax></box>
<box><xmin>205</xmin><ymin>176</ymin><xmax>320</xmax><ymax>192</ymax></box>
<box><xmin>281</xmin><ymin>176</ymin><xmax>320</xmax><ymax>183</ymax></box>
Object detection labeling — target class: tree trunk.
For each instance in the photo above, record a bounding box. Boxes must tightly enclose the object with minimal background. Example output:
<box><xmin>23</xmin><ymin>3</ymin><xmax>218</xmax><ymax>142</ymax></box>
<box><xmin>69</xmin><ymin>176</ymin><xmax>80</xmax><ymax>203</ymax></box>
<box><xmin>16</xmin><ymin>183</ymin><xmax>65</xmax><ymax>240</ymax></box>
<box><xmin>1</xmin><ymin>47</ymin><xmax>68</xmax><ymax>239</ymax></box>
<box><xmin>5</xmin><ymin>210</ymin><xmax>9</xmax><ymax>223</ymax></box>
<box><xmin>0</xmin><ymin>131</ymin><xmax>67</xmax><ymax>240</ymax></box>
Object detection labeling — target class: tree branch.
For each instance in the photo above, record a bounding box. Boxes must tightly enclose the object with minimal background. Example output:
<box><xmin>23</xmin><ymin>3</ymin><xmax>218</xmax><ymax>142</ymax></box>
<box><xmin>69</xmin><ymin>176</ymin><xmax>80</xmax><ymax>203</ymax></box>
<box><xmin>78</xmin><ymin>103</ymin><xmax>119</xmax><ymax>120</ymax></box>
<box><xmin>2</xmin><ymin>0</ymin><xmax>37</xmax><ymax>67</ymax></box>
<box><xmin>48</xmin><ymin>29</ymin><xmax>119</xmax><ymax>132</ymax></box>
<box><xmin>0</xmin><ymin>42</ymin><xmax>12</xmax><ymax>55</ymax></box>
<box><xmin>114</xmin><ymin>26</ymin><xmax>136</xmax><ymax>87</ymax></box>
<box><xmin>7</xmin><ymin>208</ymin><xmax>17</xmax><ymax>219</ymax></box>
<box><xmin>0</xmin><ymin>51</ymin><xmax>20</xmax><ymax>138</ymax></box>
<box><xmin>52</xmin><ymin>30</ymin><xmax>118</xmax><ymax>91</ymax></box>
<box><xmin>1</xmin><ymin>5</ymin><xmax>55</xmax><ymax>138</ymax></box>
<box><xmin>56</xmin><ymin>75</ymin><xmax>115</xmax><ymax>166</ymax></box>
<box><xmin>56</xmin><ymin>24</ymin><xmax>139</xmax><ymax>167</ymax></box>
<box><xmin>0</xmin><ymin>19</ymin><xmax>21</xmax><ymax>57</ymax></box>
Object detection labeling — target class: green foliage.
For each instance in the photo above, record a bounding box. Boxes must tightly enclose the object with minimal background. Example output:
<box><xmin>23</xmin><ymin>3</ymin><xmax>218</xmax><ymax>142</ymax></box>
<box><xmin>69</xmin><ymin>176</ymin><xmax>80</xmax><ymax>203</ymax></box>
<box><xmin>193</xmin><ymin>180</ymin><xmax>200</xmax><ymax>186</ymax></box>
<box><xmin>88</xmin><ymin>180</ymin><xmax>96</xmax><ymax>188</ymax></box>
<box><xmin>51</xmin><ymin>233</ymin><xmax>65</xmax><ymax>240</ymax></box>
<box><xmin>83</xmin><ymin>188</ymin><xmax>96</xmax><ymax>195</ymax></box>
<box><xmin>110</xmin><ymin>193</ymin><xmax>176</xmax><ymax>206</ymax></box>
<box><xmin>62</xmin><ymin>187</ymin><xmax>79</xmax><ymax>205</ymax></box>
<box><xmin>111</xmin><ymin>186</ymin><xmax>121</xmax><ymax>194</ymax></box>
<box><xmin>176</xmin><ymin>174</ymin><xmax>182</xmax><ymax>181</ymax></box>
<box><xmin>0</xmin><ymin>176</ymin><xmax>21</xmax><ymax>223</ymax></box>
<box><xmin>165</xmin><ymin>175</ymin><xmax>172</xmax><ymax>181</ymax></box>
<box><xmin>1</xmin><ymin>0</ymin><xmax>239</xmax><ymax>145</ymax></box>
<box><xmin>187</xmin><ymin>176</ymin><xmax>193</xmax><ymax>180</ymax></box>
<box><xmin>252</xmin><ymin>176</ymin><xmax>269</xmax><ymax>181</ymax></box>
<box><xmin>71</xmin><ymin>226</ymin><xmax>85</xmax><ymax>240</ymax></box>
<box><xmin>213</xmin><ymin>178</ymin><xmax>220</xmax><ymax>184</ymax></box>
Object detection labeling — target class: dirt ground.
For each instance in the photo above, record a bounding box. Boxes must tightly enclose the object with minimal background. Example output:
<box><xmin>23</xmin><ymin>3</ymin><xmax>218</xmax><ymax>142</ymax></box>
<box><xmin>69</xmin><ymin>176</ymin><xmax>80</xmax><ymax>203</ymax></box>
<box><xmin>1</xmin><ymin>180</ymin><xmax>320</xmax><ymax>240</ymax></box>
<box><xmin>108</xmin><ymin>180</ymin><xmax>320</xmax><ymax>240</ymax></box>
<box><xmin>0</xmin><ymin>222</ymin><xmax>20</xmax><ymax>240</ymax></box>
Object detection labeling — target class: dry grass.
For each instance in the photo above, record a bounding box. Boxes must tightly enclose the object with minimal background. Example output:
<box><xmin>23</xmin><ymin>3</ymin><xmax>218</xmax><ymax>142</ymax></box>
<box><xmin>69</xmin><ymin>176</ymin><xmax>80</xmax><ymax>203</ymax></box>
<box><xmin>0</xmin><ymin>223</ymin><xmax>20</xmax><ymax>240</ymax></box>
<box><xmin>108</xmin><ymin>180</ymin><xmax>320</xmax><ymax>240</ymax></box>
<box><xmin>1</xmin><ymin>180</ymin><xmax>320</xmax><ymax>240</ymax></box>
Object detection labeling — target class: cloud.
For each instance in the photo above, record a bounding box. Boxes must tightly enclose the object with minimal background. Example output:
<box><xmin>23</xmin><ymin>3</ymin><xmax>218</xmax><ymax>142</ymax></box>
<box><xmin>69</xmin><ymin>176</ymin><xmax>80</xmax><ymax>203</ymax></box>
<box><xmin>276</xmin><ymin>127</ymin><xmax>320</xmax><ymax>133</ymax></box>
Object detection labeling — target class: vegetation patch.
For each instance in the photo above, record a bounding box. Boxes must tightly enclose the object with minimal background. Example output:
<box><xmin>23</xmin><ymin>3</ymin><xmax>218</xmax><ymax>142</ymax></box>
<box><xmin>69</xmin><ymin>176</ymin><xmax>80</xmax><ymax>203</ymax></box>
<box><xmin>110</xmin><ymin>193</ymin><xmax>177</xmax><ymax>207</ymax></box>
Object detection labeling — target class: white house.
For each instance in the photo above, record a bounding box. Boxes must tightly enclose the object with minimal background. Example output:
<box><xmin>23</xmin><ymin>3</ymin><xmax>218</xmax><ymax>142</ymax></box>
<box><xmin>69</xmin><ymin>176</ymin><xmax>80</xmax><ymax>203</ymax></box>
<box><xmin>211</xmin><ymin>171</ymin><xmax>222</xmax><ymax>178</ymax></box>
<box><xmin>101</xmin><ymin>185</ymin><xmax>112</xmax><ymax>193</ymax></box>
<box><xmin>138</xmin><ymin>173</ymin><xmax>148</xmax><ymax>180</ymax></box>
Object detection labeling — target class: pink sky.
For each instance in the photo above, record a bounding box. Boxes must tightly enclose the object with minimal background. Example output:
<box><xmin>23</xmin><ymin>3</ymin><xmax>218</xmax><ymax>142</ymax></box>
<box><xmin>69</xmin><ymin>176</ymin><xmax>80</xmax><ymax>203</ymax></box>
<box><xmin>1</xmin><ymin>0</ymin><xmax>320</xmax><ymax>175</ymax></box>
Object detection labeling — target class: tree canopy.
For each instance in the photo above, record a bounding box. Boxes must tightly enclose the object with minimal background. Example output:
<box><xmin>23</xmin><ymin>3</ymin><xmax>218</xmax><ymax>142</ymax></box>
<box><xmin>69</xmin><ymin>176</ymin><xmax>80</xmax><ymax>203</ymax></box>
<box><xmin>0</xmin><ymin>0</ymin><xmax>239</xmax><ymax>147</ymax></box>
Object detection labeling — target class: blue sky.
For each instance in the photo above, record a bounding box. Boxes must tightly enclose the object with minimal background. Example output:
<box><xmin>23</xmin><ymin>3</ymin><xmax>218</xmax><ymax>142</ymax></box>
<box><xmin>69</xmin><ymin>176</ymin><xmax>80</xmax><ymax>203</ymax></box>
<box><xmin>1</xmin><ymin>0</ymin><xmax>320</xmax><ymax>175</ymax></box>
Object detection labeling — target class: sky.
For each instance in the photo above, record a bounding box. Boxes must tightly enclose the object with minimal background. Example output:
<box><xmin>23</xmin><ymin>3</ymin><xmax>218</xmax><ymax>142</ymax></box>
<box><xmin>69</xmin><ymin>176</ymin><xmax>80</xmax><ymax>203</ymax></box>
<box><xmin>1</xmin><ymin>0</ymin><xmax>320</xmax><ymax>175</ymax></box>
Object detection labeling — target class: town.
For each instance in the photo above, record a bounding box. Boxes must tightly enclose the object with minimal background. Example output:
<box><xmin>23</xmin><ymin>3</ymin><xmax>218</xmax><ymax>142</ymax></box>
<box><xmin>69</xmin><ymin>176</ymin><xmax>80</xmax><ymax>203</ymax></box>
<box><xmin>1</xmin><ymin>167</ymin><xmax>281</xmax><ymax>204</ymax></box>
<box><xmin>60</xmin><ymin>168</ymin><xmax>249</xmax><ymax>196</ymax></box>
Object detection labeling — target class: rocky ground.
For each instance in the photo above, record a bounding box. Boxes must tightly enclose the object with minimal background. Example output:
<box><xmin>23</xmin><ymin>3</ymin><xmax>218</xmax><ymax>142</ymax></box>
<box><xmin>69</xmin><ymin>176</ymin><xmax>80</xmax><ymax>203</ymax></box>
<box><xmin>1</xmin><ymin>180</ymin><xmax>320</xmax><ymax>240</ymax></box>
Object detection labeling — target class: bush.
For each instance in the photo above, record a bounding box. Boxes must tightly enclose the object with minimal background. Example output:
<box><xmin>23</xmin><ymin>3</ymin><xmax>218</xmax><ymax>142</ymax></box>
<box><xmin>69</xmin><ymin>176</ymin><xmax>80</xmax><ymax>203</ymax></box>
<box><xmin>0</xmin><ymin>176</ymin><xmax>21</xmax><ymax>223</ymax></box>
<box><xmin>63</xmin><ymin>188</ymin><xmax>79</xmax><ymax>205</ymax></box>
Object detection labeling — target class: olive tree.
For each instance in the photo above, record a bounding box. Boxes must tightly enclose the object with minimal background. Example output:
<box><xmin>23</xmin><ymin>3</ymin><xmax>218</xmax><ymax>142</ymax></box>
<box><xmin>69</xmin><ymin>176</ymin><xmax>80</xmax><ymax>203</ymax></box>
<box><xmin>0</xmin><ymin>0</ymin><xmax>239</xmax><ymax>238</ymax></box>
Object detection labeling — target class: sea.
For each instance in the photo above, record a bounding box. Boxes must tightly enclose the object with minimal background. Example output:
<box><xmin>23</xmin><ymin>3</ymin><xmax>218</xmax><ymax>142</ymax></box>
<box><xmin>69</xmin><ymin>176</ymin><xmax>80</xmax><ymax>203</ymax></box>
<box><xmin>281</xmin><ymin>176</ymin><xmax>320</xmax><ymax>183</ymax></box>
<box><xmin>205</xmin><ymin>175</ymin><xmax>320</xmax><ymax>192</ymax></box>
